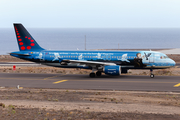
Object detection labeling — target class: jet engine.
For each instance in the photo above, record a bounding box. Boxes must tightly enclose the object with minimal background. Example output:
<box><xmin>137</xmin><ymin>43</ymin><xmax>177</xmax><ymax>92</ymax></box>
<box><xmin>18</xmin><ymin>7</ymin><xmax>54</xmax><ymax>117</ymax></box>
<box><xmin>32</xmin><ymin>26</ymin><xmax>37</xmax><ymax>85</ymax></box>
<box><xmin>103</xmin><ymin>65</ymin><xmax>121</xmax><ymax>76</ymax></box>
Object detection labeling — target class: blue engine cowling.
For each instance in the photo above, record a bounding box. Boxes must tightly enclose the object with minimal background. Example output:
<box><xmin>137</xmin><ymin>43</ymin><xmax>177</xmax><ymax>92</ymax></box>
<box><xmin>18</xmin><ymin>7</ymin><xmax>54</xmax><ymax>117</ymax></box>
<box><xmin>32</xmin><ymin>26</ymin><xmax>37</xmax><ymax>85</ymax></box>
<box><xmin>103</xmin><ymin>65</ymin><xmax>121</xmax><ymax>76</ymax></box>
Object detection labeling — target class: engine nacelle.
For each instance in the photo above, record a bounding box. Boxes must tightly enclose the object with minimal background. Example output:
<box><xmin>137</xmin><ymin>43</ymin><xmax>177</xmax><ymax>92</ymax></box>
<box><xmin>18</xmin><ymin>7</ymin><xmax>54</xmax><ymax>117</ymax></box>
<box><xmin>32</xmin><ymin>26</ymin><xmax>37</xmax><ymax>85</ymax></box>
<box><xmin>103</xmin><ymin>65</ymin><xmax>121</xmax><ymax>76</ymax></box>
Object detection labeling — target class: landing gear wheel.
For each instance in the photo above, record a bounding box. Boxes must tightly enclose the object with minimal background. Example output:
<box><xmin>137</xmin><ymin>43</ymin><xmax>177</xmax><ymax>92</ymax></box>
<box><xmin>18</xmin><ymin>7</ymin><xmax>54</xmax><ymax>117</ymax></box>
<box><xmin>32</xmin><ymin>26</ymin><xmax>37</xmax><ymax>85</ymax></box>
<box><xmin>150</xmin><ymin>69</ymin><xmax>154</xmax><ymax>78</ymax></box>
<box><xmin>150</xmin><ymin>74</ymin><xmax>154</xmax><ymax>78</ymax></box>
<box><xmin>96</xmin><ymin>71</ymin><xmax>102</xmax><ymax>76</ymax></box>
<box><xmin>89</xmin><ymin>73</ymin><xmax>95</xmax><ymax>78</ymax></box>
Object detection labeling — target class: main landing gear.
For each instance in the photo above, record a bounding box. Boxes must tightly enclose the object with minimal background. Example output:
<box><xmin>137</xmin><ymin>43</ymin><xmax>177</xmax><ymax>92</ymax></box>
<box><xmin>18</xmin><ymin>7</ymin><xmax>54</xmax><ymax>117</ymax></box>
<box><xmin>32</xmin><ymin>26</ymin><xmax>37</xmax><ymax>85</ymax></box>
<box><xmin>89</xmin><ymin>73</ymin><xmax>95</xmax><ymax>78</ymax></box>
<box><xmin>96</xmin><ymin>71</ymin><xmax>102</xmax><ymax>76</ymax></box>
<box><xmin>150</xmin><ymin>69</ymin><xmax>154</xmax><ymax>78</ymax></box>
<box><xmin>89</xmin><ymin>71</ymin><xmax>102</xmax><ymax>78</ymax></box>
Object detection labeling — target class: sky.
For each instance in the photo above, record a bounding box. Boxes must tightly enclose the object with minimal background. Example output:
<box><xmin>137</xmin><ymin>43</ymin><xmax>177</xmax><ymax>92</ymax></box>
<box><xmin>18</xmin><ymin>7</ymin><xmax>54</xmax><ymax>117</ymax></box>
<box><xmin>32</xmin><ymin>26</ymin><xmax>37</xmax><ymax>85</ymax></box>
<box><xmin>0</xmin><ymin>0</ymin><xmax>180</xmax><ymax>28</ymax></box>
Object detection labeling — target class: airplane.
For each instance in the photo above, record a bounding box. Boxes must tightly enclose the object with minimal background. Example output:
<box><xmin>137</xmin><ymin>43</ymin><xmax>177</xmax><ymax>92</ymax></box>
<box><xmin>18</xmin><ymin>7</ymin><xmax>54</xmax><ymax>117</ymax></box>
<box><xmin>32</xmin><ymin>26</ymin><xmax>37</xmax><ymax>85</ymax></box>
<box><xmin>10</xmin><ymin>23</ymin><xmax>176</xmax><ymax>78</ymax></box>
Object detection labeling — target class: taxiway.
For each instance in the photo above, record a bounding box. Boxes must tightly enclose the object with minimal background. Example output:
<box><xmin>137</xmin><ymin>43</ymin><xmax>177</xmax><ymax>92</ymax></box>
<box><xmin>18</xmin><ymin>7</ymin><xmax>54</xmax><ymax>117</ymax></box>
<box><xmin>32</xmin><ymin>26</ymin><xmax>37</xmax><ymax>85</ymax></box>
<box><xmin>0</xmin><ymin>73</ymin><xmax>179</xmax><ymax>92</ymax></box>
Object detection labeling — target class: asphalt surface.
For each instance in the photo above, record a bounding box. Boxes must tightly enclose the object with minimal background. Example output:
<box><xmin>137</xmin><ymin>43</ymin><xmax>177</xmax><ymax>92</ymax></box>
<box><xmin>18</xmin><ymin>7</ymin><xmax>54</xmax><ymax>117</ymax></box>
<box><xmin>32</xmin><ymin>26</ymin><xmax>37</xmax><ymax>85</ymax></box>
<box><xmin>0</xmin><ymin>73</ymin><xmax>180</xmax><ymax>92</ymax></box>
<box><xmin>0</xmin><ymin>62</ymin><xmax>40</xmax><ymax>66</ymax></box>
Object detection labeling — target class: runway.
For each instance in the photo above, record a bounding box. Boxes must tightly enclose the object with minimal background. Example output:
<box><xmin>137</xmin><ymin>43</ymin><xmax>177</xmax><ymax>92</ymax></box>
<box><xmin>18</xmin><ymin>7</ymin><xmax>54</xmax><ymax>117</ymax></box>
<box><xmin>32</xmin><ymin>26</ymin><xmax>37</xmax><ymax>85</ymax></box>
<box><xmin>0</xmin><ymin>73</ymin><xmax>180</xmax><ymax>92</ymax></box>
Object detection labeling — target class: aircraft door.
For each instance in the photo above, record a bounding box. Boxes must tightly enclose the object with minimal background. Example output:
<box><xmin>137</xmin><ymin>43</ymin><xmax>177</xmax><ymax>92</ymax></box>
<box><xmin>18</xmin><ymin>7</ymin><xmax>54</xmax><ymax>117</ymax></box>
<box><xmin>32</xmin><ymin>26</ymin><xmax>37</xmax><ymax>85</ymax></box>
<box><xmin>149</xmin><ymin>53</ymin><xmax>154</xmax><ymax>63</ymax></box>
<box><xmin>39</xmin><ymin>52</ymin><xmax>45</xmax><ymax>61</ymax></box>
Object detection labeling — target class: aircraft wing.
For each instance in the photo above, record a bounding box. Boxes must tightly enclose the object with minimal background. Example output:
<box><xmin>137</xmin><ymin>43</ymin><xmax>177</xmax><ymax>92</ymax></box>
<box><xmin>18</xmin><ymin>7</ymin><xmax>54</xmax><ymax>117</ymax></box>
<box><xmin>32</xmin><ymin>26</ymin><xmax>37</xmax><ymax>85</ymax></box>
<box><xmin>63</xmin><ymin>60</ymin><xmax>116</xmax><ymax>66</ymax></box>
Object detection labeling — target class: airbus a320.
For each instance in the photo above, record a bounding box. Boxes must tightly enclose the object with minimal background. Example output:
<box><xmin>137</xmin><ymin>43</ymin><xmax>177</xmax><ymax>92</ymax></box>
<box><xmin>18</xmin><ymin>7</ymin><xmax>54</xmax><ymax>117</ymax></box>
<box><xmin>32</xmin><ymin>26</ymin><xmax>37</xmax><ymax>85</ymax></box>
<box><xmin>10</xmin><ymin>24</ymin><xmax>176</xmax><ymax>78</ymax></box>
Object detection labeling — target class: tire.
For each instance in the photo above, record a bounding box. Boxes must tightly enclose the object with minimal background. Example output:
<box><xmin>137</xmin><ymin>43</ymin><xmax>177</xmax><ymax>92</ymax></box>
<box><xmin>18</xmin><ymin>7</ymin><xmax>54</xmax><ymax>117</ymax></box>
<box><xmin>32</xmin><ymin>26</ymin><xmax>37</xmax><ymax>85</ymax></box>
<box><xmin>150</xmin><ymin>74</ymin><xmax>154</xmax><ymax>78</ymax></box>
<box><xmin>89</xmin><ymin>73</ymin><xmax>95</xmax><ymax>78</ymax></box>
<box><xmin>96</xmin><ymin>71</ymin><xmax>102</xmax><ymax>76</ymax></box>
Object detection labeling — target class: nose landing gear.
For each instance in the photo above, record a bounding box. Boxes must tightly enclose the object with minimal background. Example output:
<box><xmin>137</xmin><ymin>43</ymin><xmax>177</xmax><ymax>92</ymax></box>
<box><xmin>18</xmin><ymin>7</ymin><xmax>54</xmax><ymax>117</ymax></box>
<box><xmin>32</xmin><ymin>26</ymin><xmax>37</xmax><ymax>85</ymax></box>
<box><xmin>150</xmin><ymin>69</ymin><xmax>154</xmax><ymax>78</ymax></box>
<box><xmin>150</xmin><ymin>74</ymin><xmax>154</xmax><ymax>78</ymax></box>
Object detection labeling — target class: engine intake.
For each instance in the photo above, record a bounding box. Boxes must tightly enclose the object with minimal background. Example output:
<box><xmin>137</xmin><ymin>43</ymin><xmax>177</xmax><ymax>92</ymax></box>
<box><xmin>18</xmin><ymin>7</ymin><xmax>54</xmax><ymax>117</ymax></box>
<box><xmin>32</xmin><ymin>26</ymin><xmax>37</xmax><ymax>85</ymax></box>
<box><xmin>103</xmin><ymin>65</ymin><xmax>121</xmax><ymax>76</ymax></box>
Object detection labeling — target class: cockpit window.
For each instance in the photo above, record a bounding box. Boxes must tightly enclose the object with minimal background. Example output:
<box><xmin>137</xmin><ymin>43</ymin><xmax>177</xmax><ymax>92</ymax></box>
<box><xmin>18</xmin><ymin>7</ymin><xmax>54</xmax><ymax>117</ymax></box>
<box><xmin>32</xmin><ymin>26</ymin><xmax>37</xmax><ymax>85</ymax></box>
<box><xmin>160</xmin><ymin>56</ymin><xmax>169</xmax><ymax>59</ymax></box>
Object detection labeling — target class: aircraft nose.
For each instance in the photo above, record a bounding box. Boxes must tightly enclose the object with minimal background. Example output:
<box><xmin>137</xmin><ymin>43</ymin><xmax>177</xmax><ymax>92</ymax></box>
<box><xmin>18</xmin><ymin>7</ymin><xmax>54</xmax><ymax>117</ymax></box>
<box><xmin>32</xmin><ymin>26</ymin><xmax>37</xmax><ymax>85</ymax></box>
<box><xmin>171</xmin><ymin>59</ymin><xmax>176</xmax><ymax>67</ymax></box>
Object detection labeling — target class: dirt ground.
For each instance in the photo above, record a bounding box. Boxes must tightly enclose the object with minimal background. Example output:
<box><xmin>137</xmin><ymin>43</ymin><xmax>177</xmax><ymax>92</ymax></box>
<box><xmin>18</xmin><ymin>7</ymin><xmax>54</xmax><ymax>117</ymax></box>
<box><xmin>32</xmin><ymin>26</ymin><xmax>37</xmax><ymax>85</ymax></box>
<box><xmin>0</xmin><ymin>88</ymin><xmax>180</xmax><ymax>120</ymax></box>
<box><xmin>1</xmin><ymin>66</ymin><xmax>180</xmax><ymax>77</ymax></box>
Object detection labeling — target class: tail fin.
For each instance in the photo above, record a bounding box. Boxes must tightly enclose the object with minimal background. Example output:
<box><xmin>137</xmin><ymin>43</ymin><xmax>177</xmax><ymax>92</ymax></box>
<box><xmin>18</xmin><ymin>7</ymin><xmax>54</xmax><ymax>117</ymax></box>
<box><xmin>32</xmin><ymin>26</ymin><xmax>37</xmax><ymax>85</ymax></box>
<box><xmin>13</xmin><ymin>23</ymin><xmax>44</xmax><ymax>51</ymax></box>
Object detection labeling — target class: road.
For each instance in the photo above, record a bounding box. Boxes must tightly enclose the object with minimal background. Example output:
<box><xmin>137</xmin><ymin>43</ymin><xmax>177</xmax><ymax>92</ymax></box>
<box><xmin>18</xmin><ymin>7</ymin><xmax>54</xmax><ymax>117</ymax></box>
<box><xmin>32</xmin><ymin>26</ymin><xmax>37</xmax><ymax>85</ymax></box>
<box><xmin>0</xmin><ymin>73</ymin><xmax>179</xmax><ymax>92</ymax></box>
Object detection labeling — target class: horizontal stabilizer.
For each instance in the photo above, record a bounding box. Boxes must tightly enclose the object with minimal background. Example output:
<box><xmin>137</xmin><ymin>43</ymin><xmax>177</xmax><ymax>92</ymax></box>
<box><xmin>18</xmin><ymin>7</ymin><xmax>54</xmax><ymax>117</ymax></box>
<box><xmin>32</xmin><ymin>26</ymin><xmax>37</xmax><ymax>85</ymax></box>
<box><xmin>9</xmin><ymin>53</ymin><xmax>31</xmax><ymax>56</ymax></box>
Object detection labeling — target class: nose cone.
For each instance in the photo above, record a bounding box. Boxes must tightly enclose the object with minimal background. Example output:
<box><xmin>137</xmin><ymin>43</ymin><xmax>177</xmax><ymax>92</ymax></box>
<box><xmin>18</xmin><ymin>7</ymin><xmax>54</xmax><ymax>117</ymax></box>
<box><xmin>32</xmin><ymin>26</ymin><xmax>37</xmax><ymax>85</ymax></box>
<box><xmin>170</xmin><ymin>59</ymin><xmax>176</xmax><ymax>67</ymax></box>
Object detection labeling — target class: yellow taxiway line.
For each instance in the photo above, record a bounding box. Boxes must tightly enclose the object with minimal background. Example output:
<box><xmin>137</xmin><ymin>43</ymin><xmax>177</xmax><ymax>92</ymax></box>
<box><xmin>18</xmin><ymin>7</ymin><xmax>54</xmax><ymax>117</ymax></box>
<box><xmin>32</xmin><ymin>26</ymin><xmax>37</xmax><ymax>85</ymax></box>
<box><xmin>53</xmin><ymin>80</ymin><xmax>68</xmax><ymax>84</ymax></box>
<box><xmin>174</xmin><ymin>83</ymin><xmax>180</xmax><ymax>87</ymax></box>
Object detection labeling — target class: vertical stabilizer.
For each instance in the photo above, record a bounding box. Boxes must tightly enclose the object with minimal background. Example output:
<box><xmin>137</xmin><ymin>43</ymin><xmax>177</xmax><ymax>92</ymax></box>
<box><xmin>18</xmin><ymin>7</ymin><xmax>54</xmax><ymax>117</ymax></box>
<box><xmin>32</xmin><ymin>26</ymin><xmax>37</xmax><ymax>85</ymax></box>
<box><xmin>13</xmin><ymin>23</ymin><xmax>44</xmax><ymax>51</ymax></box>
